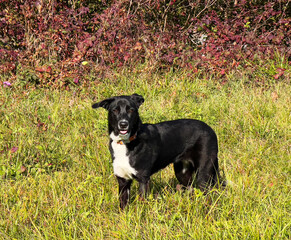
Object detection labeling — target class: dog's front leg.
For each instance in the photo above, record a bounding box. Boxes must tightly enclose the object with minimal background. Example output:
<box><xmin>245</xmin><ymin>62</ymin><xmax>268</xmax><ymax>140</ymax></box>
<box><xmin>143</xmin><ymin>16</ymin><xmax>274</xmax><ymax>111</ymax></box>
<box><xmin>116</xmin><ymin>176</ymin><xmax>132</xmax><ymax>209</ymax></box>
<box><xmin>139</xmin><ymin>179</ymin><xmax>150</xmax><ymax>200</ymax></box>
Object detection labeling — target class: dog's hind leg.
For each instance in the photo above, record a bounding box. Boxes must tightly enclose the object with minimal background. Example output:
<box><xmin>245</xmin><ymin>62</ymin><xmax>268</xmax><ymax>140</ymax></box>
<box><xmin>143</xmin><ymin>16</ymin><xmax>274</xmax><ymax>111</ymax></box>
<box><xmin>196</xmin><ymin>155</ymin><xmax>219</xmax><ymax>191</ymax></box>
<box><xmin>174</xmin><ymin>160</ymin><xmax>195</xmax><ymax>187</ymax></box>
<box><xmin>116</xmin><ymin>176</ymin><xmax>132</xmax><ymax>209</ymax></box>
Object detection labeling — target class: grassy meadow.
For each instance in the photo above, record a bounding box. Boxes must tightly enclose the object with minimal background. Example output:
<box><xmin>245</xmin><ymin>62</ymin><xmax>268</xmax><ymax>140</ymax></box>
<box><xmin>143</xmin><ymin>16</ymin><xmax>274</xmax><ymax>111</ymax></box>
<box><xmin>0</xmin><ymin>69</ymin><xmax>290</xmax><ymax>239</ymax></box>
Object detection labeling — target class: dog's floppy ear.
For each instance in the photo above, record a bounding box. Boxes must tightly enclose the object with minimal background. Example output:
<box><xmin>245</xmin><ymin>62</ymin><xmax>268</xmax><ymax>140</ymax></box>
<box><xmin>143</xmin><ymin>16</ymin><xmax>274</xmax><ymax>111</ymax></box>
<box><xmin>92</xmin><ymin>97</ymin><xmax>115</xmax><ymax>110</ymax></box>
<box><xmin>131</xmin><ymin>93</ymin><xmax>144</xmax><ymax>108</ymax></box>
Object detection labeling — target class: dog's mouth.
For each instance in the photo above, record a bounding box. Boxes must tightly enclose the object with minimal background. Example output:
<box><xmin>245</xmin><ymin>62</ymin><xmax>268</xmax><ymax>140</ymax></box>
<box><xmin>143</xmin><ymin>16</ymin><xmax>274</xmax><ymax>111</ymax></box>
<box><xmin>119</xmin><ymin>130</ymin><xmax>128</xmax><ymax>135</ymax></box>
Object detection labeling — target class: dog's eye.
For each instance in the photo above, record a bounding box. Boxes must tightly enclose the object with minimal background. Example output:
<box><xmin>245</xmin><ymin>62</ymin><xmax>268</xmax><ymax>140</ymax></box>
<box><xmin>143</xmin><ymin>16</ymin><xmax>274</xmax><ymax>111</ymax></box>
<box><xmin>113</xmin><ymin>108</ymin><xmax>119</xmax><ymax>114</ymax></box>
<box><xmin>127</xmin><ymin>108</ymin><xmax>135</xmax><ymax>113</ymax></box>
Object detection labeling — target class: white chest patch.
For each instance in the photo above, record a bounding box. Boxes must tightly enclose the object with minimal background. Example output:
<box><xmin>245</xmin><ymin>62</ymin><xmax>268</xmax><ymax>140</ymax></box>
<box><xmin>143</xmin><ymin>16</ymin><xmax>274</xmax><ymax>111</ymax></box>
<box><xmin>110</xmin><ymin>132</ymin><xmax>137</xmax><ymax>180</ymax></box>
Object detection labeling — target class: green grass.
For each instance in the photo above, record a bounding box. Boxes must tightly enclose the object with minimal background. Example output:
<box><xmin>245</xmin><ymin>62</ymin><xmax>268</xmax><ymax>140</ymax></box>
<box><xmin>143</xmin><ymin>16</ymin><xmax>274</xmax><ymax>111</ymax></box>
<box><xmin>0</xmin><ymin>70</ymin><xmax>290</xmax><ymax>239</ymax></box>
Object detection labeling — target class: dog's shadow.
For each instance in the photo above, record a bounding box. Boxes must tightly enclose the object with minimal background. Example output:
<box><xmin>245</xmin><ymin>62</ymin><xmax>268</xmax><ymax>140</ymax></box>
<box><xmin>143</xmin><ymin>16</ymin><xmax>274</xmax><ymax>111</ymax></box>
<box><xmin>129</xmin><ymin>174</ymin><xmax>227</xmax><ymax>207</ymax></box>
<box><xmin>130</xmin><ymin>176</ymin><xmax>182</xmax><ymax>200</ymax></box>
<box><xmin>151</xmin><ymin>177</ymin><xmax>179</xmax><ymax>195</ymax></box>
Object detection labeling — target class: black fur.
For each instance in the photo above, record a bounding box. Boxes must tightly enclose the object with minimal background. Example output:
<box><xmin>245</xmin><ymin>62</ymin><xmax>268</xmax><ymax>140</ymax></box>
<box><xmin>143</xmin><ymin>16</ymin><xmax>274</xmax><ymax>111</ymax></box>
<box><xmin>92</xmin><ymin>94</ymin><xmax>221</xmax><ymax>209</ymax></box>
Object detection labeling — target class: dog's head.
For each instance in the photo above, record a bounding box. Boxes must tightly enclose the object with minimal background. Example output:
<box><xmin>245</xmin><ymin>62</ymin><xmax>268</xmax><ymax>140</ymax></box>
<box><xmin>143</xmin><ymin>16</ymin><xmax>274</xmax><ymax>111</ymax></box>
<box><xmin>92</xmin><ymin>94</ymin><xmax>144</xmax><ymax>139</ymax></box>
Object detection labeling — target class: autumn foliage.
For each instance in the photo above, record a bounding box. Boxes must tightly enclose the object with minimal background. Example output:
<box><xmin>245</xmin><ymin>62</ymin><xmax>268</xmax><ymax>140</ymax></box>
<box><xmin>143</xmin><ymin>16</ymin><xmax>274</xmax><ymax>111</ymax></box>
<box><xmin>0</xmin><ymin>0</ymin><xmax>290</xmax><ymax>86</ymax></box>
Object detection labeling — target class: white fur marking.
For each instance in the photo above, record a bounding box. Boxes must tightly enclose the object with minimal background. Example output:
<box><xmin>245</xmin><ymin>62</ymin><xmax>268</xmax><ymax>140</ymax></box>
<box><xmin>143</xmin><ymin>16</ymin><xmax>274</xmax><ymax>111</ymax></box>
<box><xmin>110</xmin><ymin>132</ymin><xmax>137</xmax><ymax>180</ymax></box>
<box><xmin>181</xmin><ymin>159</ymin><xmax>194</xmax><ymax>174</ymax></box>
<box><xmin>127</xmin><ymin>189</ymin><xmax>130</xmax><ymax>200</ymax></box>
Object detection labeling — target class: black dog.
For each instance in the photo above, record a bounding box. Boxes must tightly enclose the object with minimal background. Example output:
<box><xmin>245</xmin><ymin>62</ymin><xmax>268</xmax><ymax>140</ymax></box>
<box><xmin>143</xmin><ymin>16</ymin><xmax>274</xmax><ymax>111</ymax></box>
<box><xmin>92</xmin><ymin>94</ymin><xmax>221</xmax><ymax>209</ymax></box>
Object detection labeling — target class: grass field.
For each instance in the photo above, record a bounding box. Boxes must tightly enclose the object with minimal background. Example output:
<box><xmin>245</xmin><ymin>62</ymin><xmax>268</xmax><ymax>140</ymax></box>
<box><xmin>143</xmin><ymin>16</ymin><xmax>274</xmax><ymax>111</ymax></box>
<box><xmin>0</xmin><ymin>69</ymin><xmax>290</xmax><ymax>239</ymax></box>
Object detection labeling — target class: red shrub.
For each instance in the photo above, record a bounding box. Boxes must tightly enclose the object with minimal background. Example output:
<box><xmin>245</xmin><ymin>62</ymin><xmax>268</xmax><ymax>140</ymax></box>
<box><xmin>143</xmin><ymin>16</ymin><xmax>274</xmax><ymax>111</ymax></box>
<box><xmin>0</xmin><ymin>0</ymin><xmax>289</xmax><ymax>86</ymax></box>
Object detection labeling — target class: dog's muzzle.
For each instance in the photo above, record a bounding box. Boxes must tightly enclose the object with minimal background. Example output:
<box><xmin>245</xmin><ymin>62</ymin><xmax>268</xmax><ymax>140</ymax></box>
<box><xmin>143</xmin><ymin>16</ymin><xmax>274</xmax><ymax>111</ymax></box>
<box><xmin>118</xmin><ymin>120</ymin><xmax>129</xmax><ymax>135</ymax></box>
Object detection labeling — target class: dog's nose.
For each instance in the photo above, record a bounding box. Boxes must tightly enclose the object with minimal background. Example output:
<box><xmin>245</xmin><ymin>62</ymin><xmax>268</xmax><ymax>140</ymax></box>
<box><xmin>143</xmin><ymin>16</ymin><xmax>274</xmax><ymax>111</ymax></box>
<box><xmin>118</xmin><ymin>120</ymin><xmax>129</xmax><ymax>129</ymax></box>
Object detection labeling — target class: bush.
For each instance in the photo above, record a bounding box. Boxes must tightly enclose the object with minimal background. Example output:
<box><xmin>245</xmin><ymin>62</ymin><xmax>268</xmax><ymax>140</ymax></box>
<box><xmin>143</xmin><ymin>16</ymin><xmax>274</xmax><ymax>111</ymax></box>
<box><xmin>0</xmin><ymin>0</ymin><xmax>290</xmax><ymax>86</ymax></box>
